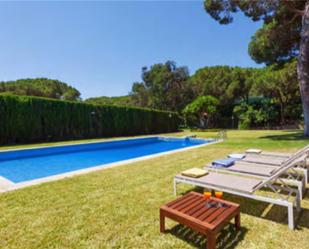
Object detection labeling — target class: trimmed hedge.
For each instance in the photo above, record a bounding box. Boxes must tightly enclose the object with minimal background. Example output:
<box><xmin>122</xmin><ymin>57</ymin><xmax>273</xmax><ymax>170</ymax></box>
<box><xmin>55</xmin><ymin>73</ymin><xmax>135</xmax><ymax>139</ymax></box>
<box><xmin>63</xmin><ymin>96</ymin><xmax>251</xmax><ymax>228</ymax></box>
<box><xmin>0</xmin><ymin>94</ymin><xmax>180</xmax><ymax>145</ymax></box>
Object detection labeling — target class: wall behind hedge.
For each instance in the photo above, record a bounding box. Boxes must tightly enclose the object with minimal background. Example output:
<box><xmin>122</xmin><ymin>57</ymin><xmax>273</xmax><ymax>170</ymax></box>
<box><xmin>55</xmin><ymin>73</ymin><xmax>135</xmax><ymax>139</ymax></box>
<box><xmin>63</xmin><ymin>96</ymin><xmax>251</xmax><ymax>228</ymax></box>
<box><xmin>0</xmin><ymin>94</ymin><xmax>180</xmax><ymax>145</ymax></box>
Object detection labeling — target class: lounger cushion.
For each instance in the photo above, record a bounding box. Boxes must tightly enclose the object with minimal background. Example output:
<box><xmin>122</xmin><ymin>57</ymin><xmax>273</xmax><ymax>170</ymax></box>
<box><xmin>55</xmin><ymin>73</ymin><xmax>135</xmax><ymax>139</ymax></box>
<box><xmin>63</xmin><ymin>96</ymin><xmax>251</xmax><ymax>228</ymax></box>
<box><xmin>246</xmin><ymin>149</ymin><xmax>262</xmax><ymax>154</ymax></box>
<box><xmin>212</xmin><ymin>158</ymin><xmax>236</xmax><ymax>167</ymax></box>
<box><xmin>228</xmin><ymin>154</ymin><xmax>246</xmax><ymax>159</ymax></box>
<box><xmin>181</xmin><ymin>168</ymin><xmax>208</xmax><ymax>178</ymax></box>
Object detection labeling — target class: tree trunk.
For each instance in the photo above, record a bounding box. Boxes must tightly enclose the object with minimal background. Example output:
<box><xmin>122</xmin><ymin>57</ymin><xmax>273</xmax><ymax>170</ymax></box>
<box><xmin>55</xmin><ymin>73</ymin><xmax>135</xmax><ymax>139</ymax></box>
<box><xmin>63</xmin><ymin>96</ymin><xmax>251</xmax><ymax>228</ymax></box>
<box><xmin>279</xmin><ymin>102</ymin><xmax>285</xmax><ymax>125</ymax></box>
<box><xmin>277</xmin><ymin>91</ymin><xmax>285</xmax><ymax>125</ymax></box>
<box><xmin>298</xmin><ymin>2</ymin><xmax>309</xmax><ymax>136</ymax></box>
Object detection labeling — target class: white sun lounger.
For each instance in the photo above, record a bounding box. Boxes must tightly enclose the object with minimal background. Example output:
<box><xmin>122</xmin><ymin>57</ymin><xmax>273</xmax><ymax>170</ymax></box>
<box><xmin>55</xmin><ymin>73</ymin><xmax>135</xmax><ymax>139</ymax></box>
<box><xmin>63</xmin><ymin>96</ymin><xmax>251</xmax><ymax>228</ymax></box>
<box><xmin>240</xmin><ymin>146</ymin><xmax>309</xmax><ymax>183</ymax></box>
<box><xmin>174</xmin><ymin>171</ymin><xmax>300</xmax><ymax>230</ymax></box>
<box><xmin>206</xmin><ymin>160</ymin><xmax>306</xmax><ymax>200</ymax></box>
<box><xmin>175</xmin><ymin>154</ymin><xmax>305</xmax><ymax>229</ymax></box>
<box><xmin>245</xmin><ymin>145</ymin><xmax>309</xmax><ymax>158</ymax></box>
<box><xmin>242</xmin><ymin>144</ymin><xmax>309</xmax><ymax>166</ymax></box>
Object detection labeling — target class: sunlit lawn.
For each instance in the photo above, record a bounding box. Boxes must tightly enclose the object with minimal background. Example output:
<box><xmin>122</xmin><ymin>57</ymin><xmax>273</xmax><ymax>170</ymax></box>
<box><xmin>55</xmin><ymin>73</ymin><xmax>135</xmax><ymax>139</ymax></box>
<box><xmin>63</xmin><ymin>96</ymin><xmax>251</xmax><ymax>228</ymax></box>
<box><xmin>0</xmin><ymin>130</ymin><xmax>308</xmax><ymax>249</ymax></box>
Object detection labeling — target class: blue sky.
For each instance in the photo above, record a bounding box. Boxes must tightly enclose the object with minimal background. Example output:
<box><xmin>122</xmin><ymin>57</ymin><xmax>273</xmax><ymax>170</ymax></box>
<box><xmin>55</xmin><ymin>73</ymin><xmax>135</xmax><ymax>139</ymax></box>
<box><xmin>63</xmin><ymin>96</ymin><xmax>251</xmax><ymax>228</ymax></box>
<box><xmin>0</xmin><ymin>1</ymin><xmax>262</xmax><ymax>99</ymax></box>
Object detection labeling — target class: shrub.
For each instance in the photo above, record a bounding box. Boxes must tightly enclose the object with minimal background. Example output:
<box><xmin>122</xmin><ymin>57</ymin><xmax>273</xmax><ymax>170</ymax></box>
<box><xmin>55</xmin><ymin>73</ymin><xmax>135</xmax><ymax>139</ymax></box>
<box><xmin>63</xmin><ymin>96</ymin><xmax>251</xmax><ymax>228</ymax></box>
<box><xmin>233</xmin><ymin>97</ymin><xmax>279</xmax><ymax>129</ymax></box>
<box><xmin>0</xmin><ymin>94</ymin><xmax>180</xmax><ymax>145</ymax></box>
<box><xmin>182</xmin><ymin>96</ymin><xmax>219</xmax><ymax>128</ymax></box>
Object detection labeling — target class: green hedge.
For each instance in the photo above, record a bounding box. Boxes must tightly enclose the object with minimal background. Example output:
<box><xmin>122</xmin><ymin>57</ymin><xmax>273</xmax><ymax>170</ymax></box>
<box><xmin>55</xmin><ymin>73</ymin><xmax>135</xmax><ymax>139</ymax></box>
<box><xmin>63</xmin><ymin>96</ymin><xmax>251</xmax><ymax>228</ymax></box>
<box><xmin>0</xmin><ymin>94</ymin><xmax>180</xmax><ymax>145</ymax></box>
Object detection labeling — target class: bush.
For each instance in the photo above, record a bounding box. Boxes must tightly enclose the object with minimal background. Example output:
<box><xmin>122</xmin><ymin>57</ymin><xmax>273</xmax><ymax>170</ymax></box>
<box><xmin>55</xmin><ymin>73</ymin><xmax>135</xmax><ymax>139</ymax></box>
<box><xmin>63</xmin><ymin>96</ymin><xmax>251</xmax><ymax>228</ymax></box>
<box><xmin>233</xmin><ymin>97</ymin><xmax>279</xmax><ymax>129</ymax></box>
<box><xmin>182</xmin><ymin>96</ymin><xmax>219</xmax><ymax>128</ymax></box>
<box><xmin>0</xmin><ymin>94</ymin><xmax>180</xmax><ymax>145</ymax></box>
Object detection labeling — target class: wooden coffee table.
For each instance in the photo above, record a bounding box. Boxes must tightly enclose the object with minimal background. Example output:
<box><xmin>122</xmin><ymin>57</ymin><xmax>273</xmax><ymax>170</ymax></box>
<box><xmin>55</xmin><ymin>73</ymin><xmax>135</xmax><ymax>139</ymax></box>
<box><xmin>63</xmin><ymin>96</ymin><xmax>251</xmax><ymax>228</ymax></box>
<box><xmin>160</xmin><ymin>192</ymin><xmax>240</xmax><ymax>249</ymax></box>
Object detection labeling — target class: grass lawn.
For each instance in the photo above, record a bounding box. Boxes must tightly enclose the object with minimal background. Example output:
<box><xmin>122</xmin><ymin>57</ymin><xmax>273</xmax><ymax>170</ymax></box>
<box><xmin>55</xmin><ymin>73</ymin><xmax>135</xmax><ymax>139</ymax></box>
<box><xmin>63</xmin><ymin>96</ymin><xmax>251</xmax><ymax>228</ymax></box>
<box><xmin>0</xmin><ymin>130</ymin><xmax>308</xmax><ymax>249</ymax></box>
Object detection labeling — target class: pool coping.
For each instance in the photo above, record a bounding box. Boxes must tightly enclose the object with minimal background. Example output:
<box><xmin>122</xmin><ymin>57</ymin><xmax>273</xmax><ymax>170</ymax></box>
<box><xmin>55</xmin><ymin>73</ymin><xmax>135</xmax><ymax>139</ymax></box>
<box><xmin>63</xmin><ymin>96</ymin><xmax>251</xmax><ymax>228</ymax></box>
<box><xmin>0</xmin><ymin>137</ymin><xmax>222</xmax><ymax>193</ymax></box>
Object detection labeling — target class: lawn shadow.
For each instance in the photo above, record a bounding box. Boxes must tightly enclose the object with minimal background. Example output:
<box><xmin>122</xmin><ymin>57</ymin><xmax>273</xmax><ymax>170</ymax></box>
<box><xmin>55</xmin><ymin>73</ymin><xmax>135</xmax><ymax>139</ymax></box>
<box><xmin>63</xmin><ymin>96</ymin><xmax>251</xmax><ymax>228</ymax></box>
<box><xmin>259</xmin><ymin>130</ymin><xmax>309</xmax><ymax>141</ymax></box>
<box><xmin>167</xmin><ymin>224</ymin><xmax>248</xmax><ymax>249</ymax></box>
<box><xmin>219</xmin><ymin>193</ymin><xmax>309</xmax><ymax>230</ymax></box>
<box><xmin>177</xmin><ymin>187</ymin><xmax>309</xmax><ymax>229</ymax></box>
<box><xmin>296</xmin><ymin>207</ymin><xmax>309</xmax><ymax>229</ymax></box>
<box><xmin>294</xmin><ymin>190</ymin><xmax>309</xmax><ymax>229</ymax></box>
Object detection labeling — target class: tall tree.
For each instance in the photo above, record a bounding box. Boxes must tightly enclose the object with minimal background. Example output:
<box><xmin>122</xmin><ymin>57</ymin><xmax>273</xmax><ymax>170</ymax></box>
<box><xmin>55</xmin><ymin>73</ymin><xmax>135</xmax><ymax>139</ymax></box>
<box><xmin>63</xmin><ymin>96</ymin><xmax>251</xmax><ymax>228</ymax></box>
<box><xmin>252</xmin><ymin>60</ymin><xmax>301</xmax><ymax>124</ymax></box>
<box><xmin>130</xmin><ymin>61</ymin><xmax>193</xmax><ymax>112</ymax></box>
<box><xmin>130</xmin><ymin>82</ymin><xmax>150</xmax><ymax>107</ymax></box>
<box><xmin>191</xmin><ymin>65</ymin><xmax>257</xmax><ymax>120</ymax></box>
<box><xmin>191</xmin><ymin>66</ymin><xmax>256</xmax><ymax>104</ymax></box>
<box><xmin>204</xmin><ymin>0</ymin><xmax>309</xmax><ymax>136</ymax></box>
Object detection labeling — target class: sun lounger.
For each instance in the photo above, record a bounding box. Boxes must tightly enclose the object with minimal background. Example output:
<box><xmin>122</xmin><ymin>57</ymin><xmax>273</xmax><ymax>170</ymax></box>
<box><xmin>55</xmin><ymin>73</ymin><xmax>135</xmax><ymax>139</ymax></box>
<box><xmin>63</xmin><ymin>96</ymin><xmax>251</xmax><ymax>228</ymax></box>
<box><xmin>240</xmin><ymin>146</ymin><xmax>309</xmax><ymax>184</ymax></box>
<box><xmin>210</xmin><ymin>147</ymin><xmax>309</xmax><ymax>191</ymax></box>
<box><xmin>206</xmin><ymin>160</ymin><xmax>306</xmax><ymax>200</ymax></box>
<box><xmin>174</xmin><ymin>171</ymin><xmax>300</xmax><ymax>230</ymax></box>
<box><xmin>237</xmin><ymin>157</ymin><xmax>308</xmax><ymax>183</ymax></box>
<box><xmin>242</xmin><ymin>145</ymin><xmax>309</xmax><ymax>166</ymax></box>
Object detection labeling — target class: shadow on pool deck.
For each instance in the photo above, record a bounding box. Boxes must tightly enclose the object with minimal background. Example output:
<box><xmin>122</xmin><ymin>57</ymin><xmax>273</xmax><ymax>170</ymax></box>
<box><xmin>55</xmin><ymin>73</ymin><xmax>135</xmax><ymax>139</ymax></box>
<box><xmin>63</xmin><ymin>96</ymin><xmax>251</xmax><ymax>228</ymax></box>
<box><xmin>167</xmin><ymin>224</ymin><xmax>248</xmax><ymax>249</ymax></box>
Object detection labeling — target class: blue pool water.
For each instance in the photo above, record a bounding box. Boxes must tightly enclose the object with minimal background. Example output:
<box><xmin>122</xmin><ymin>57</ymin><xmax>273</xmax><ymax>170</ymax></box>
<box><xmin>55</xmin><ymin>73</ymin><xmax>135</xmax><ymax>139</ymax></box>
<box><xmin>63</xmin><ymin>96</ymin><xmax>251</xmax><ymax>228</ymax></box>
<box><xmin>0</xmin><ymin>137</ymin><xmax>212</xmax><ymax>183</ymax></box>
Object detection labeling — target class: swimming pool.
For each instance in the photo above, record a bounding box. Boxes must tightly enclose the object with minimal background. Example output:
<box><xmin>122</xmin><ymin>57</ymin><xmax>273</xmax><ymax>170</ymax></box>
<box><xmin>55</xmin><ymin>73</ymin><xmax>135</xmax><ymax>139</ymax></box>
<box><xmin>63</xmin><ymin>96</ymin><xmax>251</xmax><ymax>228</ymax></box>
<box><xmin>0</xmin><ymin>137</ymin><xmax>215</xmax><ymax>186</ymax></box>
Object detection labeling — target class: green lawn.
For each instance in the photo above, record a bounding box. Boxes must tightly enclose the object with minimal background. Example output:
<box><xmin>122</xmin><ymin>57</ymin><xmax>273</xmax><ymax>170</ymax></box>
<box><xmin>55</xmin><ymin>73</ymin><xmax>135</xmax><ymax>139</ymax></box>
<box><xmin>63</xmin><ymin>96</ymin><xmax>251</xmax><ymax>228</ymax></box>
<box><xmin>0</xmin><ymin>130</ymin><xmax>308</xmax><ymax>249</ymax></box>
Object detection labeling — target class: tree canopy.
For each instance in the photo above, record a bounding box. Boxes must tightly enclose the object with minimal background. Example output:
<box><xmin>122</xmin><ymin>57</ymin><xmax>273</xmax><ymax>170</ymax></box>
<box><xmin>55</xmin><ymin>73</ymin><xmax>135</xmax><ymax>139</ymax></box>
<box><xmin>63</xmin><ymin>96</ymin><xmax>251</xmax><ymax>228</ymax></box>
<box><xmin>0</xmin><ymin>78</ymin><xmax>81</xmax><ymax>101</ymax></box>
<box><xmin>204</xmin><ymin>0</ymin><xmax>304</xmax><ymax>65</ymax></box>
<box><xmin>191</xmin><ymin>66</ymin><xmax>257</xmax><ymax>105</ymax></box>
<box><xmin>130</xmin><ymin>61</ymin><xmax>193</xmax><ymax>112</ymax></box>
<box><xmin>88</xmin><ymin>61</ymin><xmax>301</xmax><ymax>128</ymax></box>
<box><xmin>204</xmin><ymin>0</ymin><xmax>309</xmax><ymax>135</ymax></box>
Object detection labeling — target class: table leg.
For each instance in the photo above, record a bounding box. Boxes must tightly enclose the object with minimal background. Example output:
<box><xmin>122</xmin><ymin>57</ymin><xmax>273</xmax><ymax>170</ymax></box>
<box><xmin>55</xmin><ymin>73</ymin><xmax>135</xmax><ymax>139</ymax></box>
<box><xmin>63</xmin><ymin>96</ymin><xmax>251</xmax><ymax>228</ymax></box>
<box><xmin>235</xmin><ymin>213</ymin><xmax>241</xmax><ymax>231</ymax></box>
<box><xmin>207</xmin><ymin>234</ymin><xmax>216</xmax><ymax>249</ymax></box>
<box><xmin>160</xmin><ymin>210</ymin><xmax>165</xmax><ymax>233</ymax></box>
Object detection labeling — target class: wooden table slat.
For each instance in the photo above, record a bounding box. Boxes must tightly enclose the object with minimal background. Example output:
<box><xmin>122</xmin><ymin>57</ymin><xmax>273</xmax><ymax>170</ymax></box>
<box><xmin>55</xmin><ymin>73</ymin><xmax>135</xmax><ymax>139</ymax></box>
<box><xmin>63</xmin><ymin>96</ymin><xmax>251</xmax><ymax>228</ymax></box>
<box><xmin>174</xmin><ymin>196</ymin><xmax>199</xmax><ymax>211</ymax></box>
<box><xmin>186</xmin><ymin>200</ymin><xmax>207</xmax><ymax>216</ymax></box>
<box><xmin>196</xmin><ymin>203</ymin><xmax>220</xmax><ymax>221</ymax></box>
<box><xmin>190</xmin><ymin>203</ymin><xmax>212</xmax><ymax>218</ymax></box>
<box><xmin>211</xmin><ymin>206</ymin><xmax>239</xmax><ymax>227</ymax></box>
<box><xmin>174</xmin><ymin>196</ymin><xmax>201</xmax><ymax>211</ymax></box>
<box><xmin>169</xmin><ymin>194</ymin><xmax>197</xmax><ymax>209</ymax></box>
<box><xmin>166</xmin><ymin>193</ymin><xmax>193</xmax><ymax>207</ymax></box>
<box><xmin>180</xmin><ymin>198</ymin><xmax>206</xmax><ymax>213</ymax></box>
<box><xmin>203</xmin><ymin>207</ymin><xmax>229</xmax><ymax>223</ymax></box>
